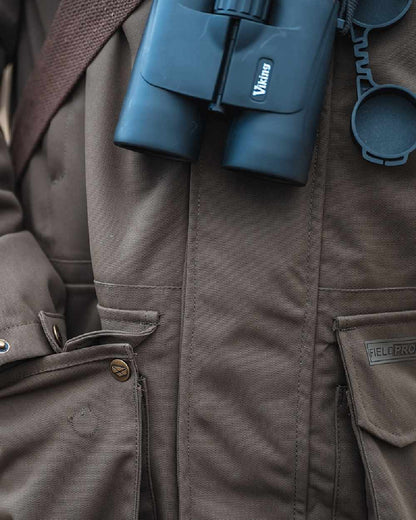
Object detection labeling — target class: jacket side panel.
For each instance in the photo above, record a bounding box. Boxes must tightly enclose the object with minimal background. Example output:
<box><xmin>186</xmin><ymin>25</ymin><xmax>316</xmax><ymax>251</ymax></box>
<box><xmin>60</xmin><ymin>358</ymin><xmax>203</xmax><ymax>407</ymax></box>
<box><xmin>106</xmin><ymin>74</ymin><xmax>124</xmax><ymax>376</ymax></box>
<box><xmin>308</xmin><ymin>6</ymin><xmax>416</xmax><ymax>519</ymax></box>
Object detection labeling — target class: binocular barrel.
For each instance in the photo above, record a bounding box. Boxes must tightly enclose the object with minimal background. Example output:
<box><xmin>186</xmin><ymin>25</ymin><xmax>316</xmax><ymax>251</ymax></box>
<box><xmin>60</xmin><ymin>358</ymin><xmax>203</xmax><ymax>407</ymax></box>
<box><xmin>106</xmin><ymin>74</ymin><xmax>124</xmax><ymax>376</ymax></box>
<box><xmin>115</xmin><ymin>0</ymin><xmax>338</xmax><ymax>185</ymax></box>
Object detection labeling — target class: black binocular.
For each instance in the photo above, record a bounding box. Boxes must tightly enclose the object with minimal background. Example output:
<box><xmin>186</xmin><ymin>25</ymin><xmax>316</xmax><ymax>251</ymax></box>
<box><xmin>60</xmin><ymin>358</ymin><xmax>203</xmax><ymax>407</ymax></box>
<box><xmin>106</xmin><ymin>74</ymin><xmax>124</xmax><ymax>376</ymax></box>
<box><xmin>115</xmin><ymin>0</ymin><xmax>339</xmax><ymax>185</ymax></box>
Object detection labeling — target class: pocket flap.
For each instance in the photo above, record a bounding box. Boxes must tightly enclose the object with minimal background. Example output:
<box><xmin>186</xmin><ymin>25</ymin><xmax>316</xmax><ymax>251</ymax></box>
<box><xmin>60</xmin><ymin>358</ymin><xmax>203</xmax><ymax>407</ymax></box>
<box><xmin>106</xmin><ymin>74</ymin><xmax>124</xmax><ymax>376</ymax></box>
<box><xmin>334</xmin><ymin>310</ymin><xmax>416</xmax><ymax>447</ymax></box>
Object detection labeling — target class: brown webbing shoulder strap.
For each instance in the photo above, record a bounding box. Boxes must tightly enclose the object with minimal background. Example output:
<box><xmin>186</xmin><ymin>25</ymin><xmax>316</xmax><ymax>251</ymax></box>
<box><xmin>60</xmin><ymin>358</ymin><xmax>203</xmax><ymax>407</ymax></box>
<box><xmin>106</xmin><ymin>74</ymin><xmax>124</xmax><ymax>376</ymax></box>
<box><xmin>11</xmin><ymin>0</ymin><xmax>144</xmax><ymax>180</ymax></box>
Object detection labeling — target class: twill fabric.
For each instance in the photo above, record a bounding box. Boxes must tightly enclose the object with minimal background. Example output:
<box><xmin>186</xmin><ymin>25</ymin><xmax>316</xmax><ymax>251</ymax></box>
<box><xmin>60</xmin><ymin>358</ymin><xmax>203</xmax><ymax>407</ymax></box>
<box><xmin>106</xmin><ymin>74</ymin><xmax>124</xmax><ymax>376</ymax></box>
<box><xmin>0</xmin><ymin>0</ymin><xmax>416</xmax><ymax>519</ymax></box>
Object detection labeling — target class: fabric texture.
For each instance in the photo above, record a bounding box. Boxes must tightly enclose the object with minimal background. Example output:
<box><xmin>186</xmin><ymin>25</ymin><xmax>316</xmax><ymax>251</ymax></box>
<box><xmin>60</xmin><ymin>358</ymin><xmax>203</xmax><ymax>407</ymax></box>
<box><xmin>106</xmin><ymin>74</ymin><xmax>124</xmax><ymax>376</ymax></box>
<box><xmin>10</xmin><ymin>0</ymin><xmax>144</xmax><ymax>179</ymax></box>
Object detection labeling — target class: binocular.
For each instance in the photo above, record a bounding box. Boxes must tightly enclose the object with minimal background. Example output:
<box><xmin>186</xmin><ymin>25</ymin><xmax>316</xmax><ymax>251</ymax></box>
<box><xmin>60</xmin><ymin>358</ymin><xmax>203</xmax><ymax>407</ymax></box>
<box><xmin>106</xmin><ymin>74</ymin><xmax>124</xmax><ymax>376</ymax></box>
<box><xmin>115</xmin><ymin>0</ymin><xmax>339</xmax><ymax>185</ymax></box>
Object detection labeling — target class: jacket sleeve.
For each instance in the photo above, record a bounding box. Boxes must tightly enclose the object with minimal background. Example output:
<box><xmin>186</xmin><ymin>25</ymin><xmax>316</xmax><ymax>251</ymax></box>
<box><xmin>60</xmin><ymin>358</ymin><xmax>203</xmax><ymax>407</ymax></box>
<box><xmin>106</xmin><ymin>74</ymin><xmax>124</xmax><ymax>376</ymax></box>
<box><xmin>0</xmin><ymin>0</ymin><xmax>66</xmax><ymax>364</ymax></box>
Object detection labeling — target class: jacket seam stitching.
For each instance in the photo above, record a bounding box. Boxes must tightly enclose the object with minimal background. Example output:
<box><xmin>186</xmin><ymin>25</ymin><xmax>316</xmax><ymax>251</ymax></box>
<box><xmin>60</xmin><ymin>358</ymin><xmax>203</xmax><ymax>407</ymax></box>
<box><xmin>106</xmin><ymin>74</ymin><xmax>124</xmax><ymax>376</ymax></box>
<box><xmin>187</xmin><ymin>164</ymin><xmax>201</xmax><ymax>520</ymax></box>
<box><xmin>332</xmin><ymin>388</ymin><xmax>343</xmax><ymax>520</ymax></box>
<box><xmin>133</xmin><ymin>369</ymin><xmax>140</xmax><ymax>520</ymax></box>
<box><xmin>355</xmin><ymin>422</ymin><xmax>381</xmax><ymax>519</ymax></box>
<box><xmin>338</xmin><ymin>318</ymin><xmax>416</xmax><ymax>332</ymax></box>
<box><xmin>50</xmin><ymin>258</ymin><xmax>92</xmax><ymax>264</ymax></box>
<box><xmin>95</xmin><ymin>280</ymin><xmax>182</xmax><ymax>290</ymax></box>
<box><xmin>0</xmin><ymin>355</ymin><xmax>127</xmax><ymax>386</ymax></box>
<box><xmin>319</xmin><ymin>286</ymin><xmax>416</xmax><ymax>292</ymax></box>
<box><xmin>295</xmin><ymin>55</ymin><xmax>335</xmax><ymax>519</ymax></box>
<box><xmin>293</xmin><ymin>141</ymin><xmax>320</xmax><ymax>520</ymax></box>
<box><xmin>103</xmin><ymin>318</ymin><xmax>159</xmax><ymax>326</ymax></box>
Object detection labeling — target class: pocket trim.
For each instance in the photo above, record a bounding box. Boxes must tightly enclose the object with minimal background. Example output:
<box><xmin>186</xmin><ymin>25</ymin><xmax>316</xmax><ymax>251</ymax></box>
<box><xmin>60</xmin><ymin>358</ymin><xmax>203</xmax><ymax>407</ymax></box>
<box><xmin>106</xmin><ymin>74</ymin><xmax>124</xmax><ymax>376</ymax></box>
<box><xmin>0</xmin><ymin>343</ymin><xmax>134</xmax><ymax>391</ymax></box>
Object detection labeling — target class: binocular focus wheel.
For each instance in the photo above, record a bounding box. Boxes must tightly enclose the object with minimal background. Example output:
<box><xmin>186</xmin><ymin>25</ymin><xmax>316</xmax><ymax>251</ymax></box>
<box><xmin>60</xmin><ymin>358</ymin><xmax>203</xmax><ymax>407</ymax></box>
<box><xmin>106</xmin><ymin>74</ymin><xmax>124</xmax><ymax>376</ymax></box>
<box><xmin>214</xmin><ymin>0</ymin><xmax>271</xmax><ymax>22</ymax></box>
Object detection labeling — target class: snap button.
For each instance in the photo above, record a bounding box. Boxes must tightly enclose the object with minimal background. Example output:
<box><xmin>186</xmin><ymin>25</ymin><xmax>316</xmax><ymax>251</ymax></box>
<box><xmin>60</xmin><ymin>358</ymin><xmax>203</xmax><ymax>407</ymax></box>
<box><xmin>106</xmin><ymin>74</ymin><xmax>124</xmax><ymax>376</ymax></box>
<box><xmin>0</xmin><ymin>339</ymin><xmax>10</xmax><ymax>353</ymax></box>
<box><xmin>110</xmin><ymin>359</ymin><xmax>131</xmax><ymax>382</ymax></box>
<box><xmin>52</xmin><ymin>325</ymin><xmax>63</xmax><ymax>348</ymax></box>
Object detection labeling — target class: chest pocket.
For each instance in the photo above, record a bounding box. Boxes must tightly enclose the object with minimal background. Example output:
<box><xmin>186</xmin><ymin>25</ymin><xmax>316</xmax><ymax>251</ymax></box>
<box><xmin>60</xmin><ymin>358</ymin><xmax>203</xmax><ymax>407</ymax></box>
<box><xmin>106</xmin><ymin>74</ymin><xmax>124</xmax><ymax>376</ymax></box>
<box><xmin>334</xmin><ymin>310</ymin><xmax>416</xmax><ymax>520</ymax></box>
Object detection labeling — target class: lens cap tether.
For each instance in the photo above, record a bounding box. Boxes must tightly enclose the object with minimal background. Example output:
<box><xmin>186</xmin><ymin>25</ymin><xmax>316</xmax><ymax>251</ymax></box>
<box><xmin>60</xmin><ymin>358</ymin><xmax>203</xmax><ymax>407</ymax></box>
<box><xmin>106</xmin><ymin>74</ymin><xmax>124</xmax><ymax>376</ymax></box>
<box><xmin>350</xmin><ymin>0</ymin><xmax>416</xmax><ymax>166</ymax></box>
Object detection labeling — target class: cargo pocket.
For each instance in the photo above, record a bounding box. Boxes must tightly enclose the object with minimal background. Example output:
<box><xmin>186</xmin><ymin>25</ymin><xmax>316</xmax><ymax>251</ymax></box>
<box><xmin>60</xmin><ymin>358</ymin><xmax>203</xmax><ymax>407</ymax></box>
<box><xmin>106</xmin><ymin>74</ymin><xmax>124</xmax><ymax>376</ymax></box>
<box><xmin>334</xmin><ymin>310</ymin><xmax>416</xmax><ymax>520</ymax></box>
<box><xmin>0</xmin><ymin>320</ymin><xmax>158</xmax><ymax>520</ymax></box>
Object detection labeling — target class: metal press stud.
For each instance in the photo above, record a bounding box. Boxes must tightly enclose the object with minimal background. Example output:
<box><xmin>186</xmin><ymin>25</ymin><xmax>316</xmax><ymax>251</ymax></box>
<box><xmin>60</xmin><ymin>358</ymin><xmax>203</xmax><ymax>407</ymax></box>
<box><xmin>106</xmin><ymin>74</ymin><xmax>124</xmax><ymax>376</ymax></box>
<box><xmin>52</xmin><ymin>325</ymin><xmax>63</xmax><ymax>348</ymax></box>
<box><xmin>0</xmin><ymin>339</ymin><xmax>10</xmax><ymax>353</ymax></box>
<box><xmin>110</xmin><ymin>359</ymin><xmax>131</xmax><ymax>382</ymax></box>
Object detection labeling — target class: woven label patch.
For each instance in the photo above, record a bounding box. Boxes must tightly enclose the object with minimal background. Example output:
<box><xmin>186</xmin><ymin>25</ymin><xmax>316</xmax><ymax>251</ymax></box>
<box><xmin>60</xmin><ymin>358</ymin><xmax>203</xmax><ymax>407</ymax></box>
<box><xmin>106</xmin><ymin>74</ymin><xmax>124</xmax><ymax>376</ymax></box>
<box><xmin>365</xmin><ymin>337</ymin><xmax>416</xmax><ymax>366</ymax></box>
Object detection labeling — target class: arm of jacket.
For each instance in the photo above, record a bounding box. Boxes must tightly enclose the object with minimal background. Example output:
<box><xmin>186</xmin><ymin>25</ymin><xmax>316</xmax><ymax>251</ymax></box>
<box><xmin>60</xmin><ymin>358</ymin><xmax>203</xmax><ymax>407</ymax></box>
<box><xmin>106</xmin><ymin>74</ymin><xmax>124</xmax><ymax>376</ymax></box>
<box><xmin>0</xmin><ymin>0</ymin><xmax>66</xmax><ymax>366</ymax></box>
